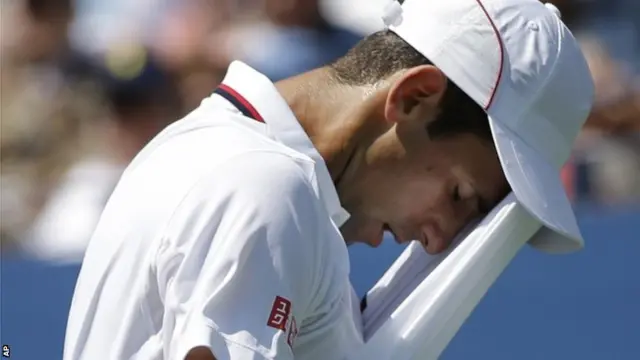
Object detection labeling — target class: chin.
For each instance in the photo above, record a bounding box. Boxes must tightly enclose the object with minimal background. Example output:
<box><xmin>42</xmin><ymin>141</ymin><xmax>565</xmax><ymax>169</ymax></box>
<box><xmin>367</xmin><ymin>233</ymin><xmax>386</xmax><ymax>248</ymax></box>
<box><xmin>338</xmin><ymin>215</ymin><xmax>386</xmax><ymax>247</ymax></box>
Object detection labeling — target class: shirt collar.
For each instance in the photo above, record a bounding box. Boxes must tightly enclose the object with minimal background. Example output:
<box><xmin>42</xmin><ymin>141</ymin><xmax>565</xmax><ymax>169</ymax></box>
<box><xmin>218</xmin><ymin>61</ymin><xmax>351</xmax><ymax>227</ymax></box>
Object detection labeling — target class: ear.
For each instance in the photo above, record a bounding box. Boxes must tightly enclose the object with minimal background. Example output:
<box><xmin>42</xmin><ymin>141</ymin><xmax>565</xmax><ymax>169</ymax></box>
<box><xmin>384</xmin><ymin>65</ymin><xmax>447</xmax><ymax>126</ymax></box>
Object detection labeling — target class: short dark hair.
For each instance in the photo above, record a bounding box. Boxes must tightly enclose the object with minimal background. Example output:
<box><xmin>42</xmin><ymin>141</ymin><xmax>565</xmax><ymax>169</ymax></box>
<box><xmin>330</xmin><ymin>30</ymin><xmax>492</xmax><ymax>143</ymax></box>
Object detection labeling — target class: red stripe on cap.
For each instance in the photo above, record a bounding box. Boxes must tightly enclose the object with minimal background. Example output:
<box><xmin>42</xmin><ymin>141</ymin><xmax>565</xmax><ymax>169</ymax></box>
<box><xmin>218</xmin><ymin>83</ymin><xmax>265</xmax><ymax>122</ymax></box>
<box><xmin>474</xmin><ymin>0</ymin><xmax>505</xmax><ymax>110</ymax></box>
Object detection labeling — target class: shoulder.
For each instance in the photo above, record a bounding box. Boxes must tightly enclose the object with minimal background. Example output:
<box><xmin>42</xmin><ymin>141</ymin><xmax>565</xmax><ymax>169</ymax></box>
<box><xmin>161</xmin><ymin>151</ymin><xmax>328</xmax><ymax>308</ymax></box>
<box><xmin>200</xmin><ymin>151</ymin><xmax>319</xmax><ymax>205</ymax></box>
<box><xmin>168</xmin><ymin>151</ymin><xmax>323</xmax><ymax>236</ymax></box>
<box><xmin>160</xmin><ymin>149</ymin><xmax>325</xmax><ymax>253</ymax></box>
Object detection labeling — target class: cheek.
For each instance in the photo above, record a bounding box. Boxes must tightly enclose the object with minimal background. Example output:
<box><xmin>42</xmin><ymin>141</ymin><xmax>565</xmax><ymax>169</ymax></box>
<box><xmin>389</xmin><ymin>172</ymin><xmax>451</xmax><ymax>224</ymax></box>
<box><xmin>358</xmin><ymin>140</ymin><xmax>451</xmax><ymax>221</ymax></box>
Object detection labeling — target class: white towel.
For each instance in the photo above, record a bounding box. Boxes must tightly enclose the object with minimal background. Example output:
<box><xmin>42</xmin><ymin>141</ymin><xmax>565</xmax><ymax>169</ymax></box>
<box><xmin>353</xmin><ymin>193</ymin><xmax>542</xmax><ymax>359</ymax></box>
<box><xmin>361</xmin><ymin>241</ymin><xmax>451</xmax><ymax>341</ymax></box>
<box><xmin>360</xmin><ymin>221</ymin><xmax>479</xmax><ymax>341</ymax></box>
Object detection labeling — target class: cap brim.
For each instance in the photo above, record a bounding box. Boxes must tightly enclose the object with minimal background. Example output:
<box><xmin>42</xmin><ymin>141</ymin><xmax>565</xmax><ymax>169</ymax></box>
<box><xmin>488</xmin><ymin>116</ymin><xmax>584</xmax><ymax>254</ymax></box>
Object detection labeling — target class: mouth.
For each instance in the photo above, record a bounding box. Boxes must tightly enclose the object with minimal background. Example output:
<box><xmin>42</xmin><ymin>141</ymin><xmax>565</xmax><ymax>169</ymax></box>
<box><xmin>382</xmin><ymin>223</ymin><xmax>396</xmax><ymax>241</ymax></box>
<box><xmin>383</xmin><ymin>223</ymin><xmax>413</xmax><ymax>245</ymax></box>
<box><xmin>383</xmin><ymin>224</ymin><xmax>439</xmax><ymax>250</ymax></box>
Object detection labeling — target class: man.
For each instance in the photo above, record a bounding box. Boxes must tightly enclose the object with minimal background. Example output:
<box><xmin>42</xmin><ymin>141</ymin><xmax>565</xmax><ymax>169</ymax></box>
<box><xmin>64</xmin><ymin>0</ymin><xmax>594</xmax><ymax>359</ymax></box>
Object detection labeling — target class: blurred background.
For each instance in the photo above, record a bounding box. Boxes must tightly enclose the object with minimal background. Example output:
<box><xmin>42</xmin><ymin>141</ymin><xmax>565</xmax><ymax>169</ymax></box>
<box><xmin>1</xmin><ymin>0</ymin><xmax>638</xmax><ymax>358</ymax></box>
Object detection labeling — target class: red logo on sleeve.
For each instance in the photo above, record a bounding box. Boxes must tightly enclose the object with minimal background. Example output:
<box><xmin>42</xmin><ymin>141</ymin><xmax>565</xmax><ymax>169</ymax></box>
<box><xmin>267</xmin><ymin>296</ymin><xmax>291</xmax><ymax>331</ymax></box>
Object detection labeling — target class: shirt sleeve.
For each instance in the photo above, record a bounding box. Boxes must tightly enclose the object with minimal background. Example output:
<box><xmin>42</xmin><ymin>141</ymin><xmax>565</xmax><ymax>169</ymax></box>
<box><xmin>156</xmin><ymin>152</ymin><xmax>323</xmax><ymax>360</ymax></box>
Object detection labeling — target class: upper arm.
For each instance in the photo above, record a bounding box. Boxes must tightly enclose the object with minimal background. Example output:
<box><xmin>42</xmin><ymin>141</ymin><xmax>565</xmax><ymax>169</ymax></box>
<box><xmin>158</xmin><ymin>152</ymin><xmax>322</xmax><ymax>360</ymax></box>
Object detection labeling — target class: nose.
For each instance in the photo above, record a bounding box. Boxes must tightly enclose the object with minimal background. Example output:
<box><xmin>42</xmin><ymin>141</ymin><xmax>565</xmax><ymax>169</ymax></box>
<box><xmin>420</xmin><ymin>221</ymin><xmax>447</xmax><ymax>254</ymax></box>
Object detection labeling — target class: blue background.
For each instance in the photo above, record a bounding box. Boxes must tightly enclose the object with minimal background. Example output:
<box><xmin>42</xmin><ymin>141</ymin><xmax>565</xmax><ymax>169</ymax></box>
<box><xmin>2</xmin><ymin>206</ymin><xmax>639</xmax><ymax>359</ymax></box>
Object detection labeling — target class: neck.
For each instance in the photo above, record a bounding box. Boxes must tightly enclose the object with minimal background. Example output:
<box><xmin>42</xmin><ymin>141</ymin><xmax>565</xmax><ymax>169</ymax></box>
<box><xmin>274</xmin><ymin>68</ymin><xmax>377</xmax><ymax>187</ymax></box>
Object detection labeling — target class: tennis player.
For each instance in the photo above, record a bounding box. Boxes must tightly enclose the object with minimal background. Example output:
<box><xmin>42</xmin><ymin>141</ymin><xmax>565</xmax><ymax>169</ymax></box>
<box><xmin>63</xmin><ymin>0</ymin><xmax>594</xmax><ymax>359</ymax></box>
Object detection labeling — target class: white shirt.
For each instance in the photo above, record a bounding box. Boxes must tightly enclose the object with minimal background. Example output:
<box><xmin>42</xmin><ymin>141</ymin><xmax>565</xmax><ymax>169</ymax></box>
<box><xmin>64</xmin><ymin>61</ymin><xmax>364</xmax><ymax>360</ymax></box>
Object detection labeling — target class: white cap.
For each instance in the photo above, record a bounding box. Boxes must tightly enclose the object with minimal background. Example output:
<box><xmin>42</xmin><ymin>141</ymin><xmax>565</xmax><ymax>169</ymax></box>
<box><xmin>383</xmin><ymin>0</ymin><xmax>595</xmax><ymax>254</ymax></box>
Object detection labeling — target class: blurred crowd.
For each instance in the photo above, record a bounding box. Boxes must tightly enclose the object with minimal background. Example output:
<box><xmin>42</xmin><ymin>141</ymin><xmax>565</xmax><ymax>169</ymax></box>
<box><xmin>1</xmin><ymin>0</ymin><xmax>638</xmax><ymax>263</ymax></box>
